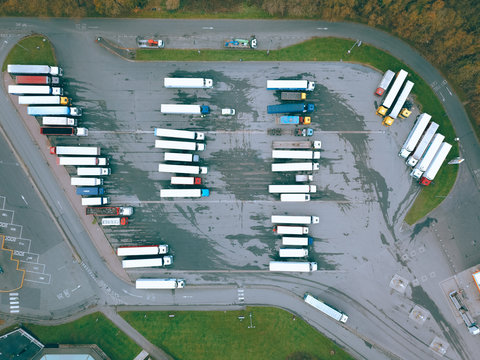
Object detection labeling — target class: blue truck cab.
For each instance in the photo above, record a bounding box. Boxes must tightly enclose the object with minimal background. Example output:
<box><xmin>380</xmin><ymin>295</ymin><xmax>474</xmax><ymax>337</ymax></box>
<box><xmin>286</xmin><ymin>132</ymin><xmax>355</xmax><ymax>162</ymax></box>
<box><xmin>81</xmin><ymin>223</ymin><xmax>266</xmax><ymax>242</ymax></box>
<box><xmin>200</xmin><ymin>105</ymin><xmax>210</xmax><ymax>114</ymax></box>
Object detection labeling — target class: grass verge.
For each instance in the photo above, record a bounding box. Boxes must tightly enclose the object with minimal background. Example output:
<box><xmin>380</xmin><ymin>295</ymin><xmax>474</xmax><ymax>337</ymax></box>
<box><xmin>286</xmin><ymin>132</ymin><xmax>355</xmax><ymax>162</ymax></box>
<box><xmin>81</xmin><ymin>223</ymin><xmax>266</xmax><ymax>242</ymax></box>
<box><xmin>120</xmin><ymin>307</ymin><xmax>354</xmax><ymax>360</ymax></box>
<box><xmin>2</xmin><ymin>34</ymin><xmax>56</xmax><ymax>71</ymax></box>
<box><xmin>137</xmin><ymin>37</ymin><xmax>458</xmax><ymax>224</ymax></box>
<box><xmin>23</xmin><ymin>312</ymin><xmax>141</xmax><ymax>360</ymax></box>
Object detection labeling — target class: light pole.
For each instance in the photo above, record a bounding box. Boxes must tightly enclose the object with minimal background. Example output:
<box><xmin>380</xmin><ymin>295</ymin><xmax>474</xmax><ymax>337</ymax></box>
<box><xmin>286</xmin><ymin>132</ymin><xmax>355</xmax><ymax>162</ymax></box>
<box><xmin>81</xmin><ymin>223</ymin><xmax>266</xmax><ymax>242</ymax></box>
<box><xmin>347</xmin><ymin>40</ymin><xmax>361</xmax><ymax>54</ymax></box>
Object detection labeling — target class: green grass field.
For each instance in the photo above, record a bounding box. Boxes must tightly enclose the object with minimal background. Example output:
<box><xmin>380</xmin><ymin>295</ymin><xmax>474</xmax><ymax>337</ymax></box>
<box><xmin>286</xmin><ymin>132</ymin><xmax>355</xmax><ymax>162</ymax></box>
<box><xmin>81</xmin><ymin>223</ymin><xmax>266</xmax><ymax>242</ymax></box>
<box><xmin>23</xmin><ymin>312</ymin><xmax>141</xmax><ymax>360</ymax></box>
<box><xmin>2</xmin><ymin>34</ymin><xmax>56</xmax><ymax>71</ymax></box>
<box><xmin>120</xmin><ymin>307</ymin><xmax>354</xmax><ymax>360</ymax></box>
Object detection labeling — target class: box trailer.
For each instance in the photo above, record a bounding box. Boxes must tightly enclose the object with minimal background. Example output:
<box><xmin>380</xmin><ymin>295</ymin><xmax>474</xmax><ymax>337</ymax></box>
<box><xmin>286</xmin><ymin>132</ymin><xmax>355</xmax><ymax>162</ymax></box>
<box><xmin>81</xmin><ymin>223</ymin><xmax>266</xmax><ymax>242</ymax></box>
<box><xmin>101</xmin><ymin>217</ymin><xmax>128</xmax><ymax>226</ymax></box>
<box><xmin>155</xmin><ymin>139</ymin><xmax>205</xmax><ymax>151</ymax></box>
<box><xmin>71</xmin><ymin>177</ymin><xmax>103</xmax><ymax>186</ymax></box>
<box><xmin>171</xmin><ymin>176</ymin><xmax>202</xmax><ymax>185</ymax></box>
<box><xmin>382</xmin><ymin>80</ymin><xmax>414</xmax><ymax>126</ymax></box>
<box><xmin>271</xmin><ymin>215</ymin><xmax>319</xmax><ymax>224</ymax></box>
<box><xmin>40</xmin><ymin>127</ymin><xmax>88</xmax><ymax>136</ymax></box>
<box><xmin>398</xmin><ymin>113</ymin><xmax>431</xmax><ymax>158</ymax></box>
<box><xmin>122</xmin><ymin>258</ymin><xmax>164</xmax><ymax>269</ymax></box>
<box><xmin>410</xmin><ymin>134</ymin><xmax>445</xmax><ymax>179</ymax></box>
<box><xmin>42</xmin><ymin>117</ymin><xmax>77</xmax><ymax>126</ymax></box>
<box><xmin>279</xmin><ymin>248</ymin><xmax>309</xmax><ymax>258</ymax></box>
<box><xmin>304</xmin><ymin>293</ymin><xmax>348</xmax><ymax>323</ymax></box>
<box><xmin>117</xmin><ymin>245</ymin><xmax>168</xmax><ymax>257</ymax></box>
<box><xmin>81</xmin><ymin>197</ymin><xmax>110</xmax><ymax>206</ymax></box>
<box><xmin>272</xmin><ymin>162</ymin><xmax>319</xmax><ymax>172</ymax></box>
<box><xmin>274</xmin><ymin>225</ymin><xmax>309</xmax><ymax>235</ymax></box>
<box><xmin>419</xmin><ymin>143</ymin><xmax>452</xmax><ymax>186</ymax></box>
<box><xmin>86</xmin><ymin>207</ymin><xmax>133</xmax><ymax>216</ymax></box>
<box><xmin>160</xmin><ymin>104</ymin><xmax>210</xmax><ymax>115</ymax></box>
<box><xmin>57</xmin><ymin>157</ymin><xmax>107</xmax><ymax>166</ymax></box>
<box><xmin>7</xmin><ymin>64</ymin><xmax>63</xmax><ymax>76</ymax></box>
<box><xmin>154</xmin><ymin>128</ymin><xmax>205</xmax><ymax>140</ymax></box>
<box><xmin>267</xmin><ymin>80</ymin><xmax>315</xmax><ymax>91</ymax></box>
<box><xmin>406</xmin><ymin>122</ymin><xmax>439</xmax><ymax>167</ymax></box>
<box><xmin>269</xmin><ymin>261</ymin><xmax>317</xmax><ymax>272</ymax></box>
<box><xmin>282</xmin><ymin>237</ymin><xmax>313</xmax><ymax>246</ymax></box>
<box><xmin>164</xmin><ymin>152</ymin><xmax>199</xmax><ymax>163</ymax></box>
<box><xmin>18</xmin><ymin>95</ymin><xmax>69</xmax><ymax>105</ymax></box>
<box><xmin>15</xmin><ymin>75</ymin><xmax>60</xmax><ymax>85</ymax></box>
<box><xmin>267</xmin><ymin>103</ymin><xmax>315</xmax><ymax>114</ymax></box>
<box><xmin>273</xmin><ymin>140</ymin><xmax>321</xmax><ymax>150</ymax></box>
<box><xmin>135</xmin><ymin>278</ymin><xmax>185</xmax><ymax>289</ymax></box>
<box><xmin>76</xmin><ymin>187</ymin><xmax>105</xmax><ymax>196</ymax></box>
<box><xmin>77</xmin><ymin>168</ymin><xmax>111</xmax><ymax>176</ymax></box>
<box><xmin>160</xmin><ymin>189</ymin><xmax>209</xmax><ymax>198</ymax></box>
<box><xmin>375</xmin><ymin>70</ymin><xmax>395</xmax><ymax>96</ymax></box>
<box><xmin>8</xmin><ymin>85</ymin><xmax>62</xmax><ymax>96</ymax></box>
<box><xmin>376</xmin><ymin>69</ymin><xmax>408</xmax><ymax>116</ymax></box>
<box><xmin>28</xmin><ymin>106</ymin><xmax>82</xmax><ymax>117</ymax></box>
<box><xmin>272</xmin><ymin>150</ymin><xmax>320</xmax><ymax>160</ymax></box>
<box><xmin>269</xmin><ymin>185</ymin><xmax>316</xmax><ymax>193</ymax></box>
<box><xmin>280</xmin><ymin>194</ymin><xmax>311</xmax><ymax>202</ymax></box>
<box><xmin>50</xmin><ymin>146</ymin><xmax>100</xmax><ymax>156</ymax></box>
<box><xmin>158</xmin><ymin>163</ymin><xmax>207</xmax><ymax>175</ymax></box>
<box><xmin>164</xmin><ymin>78</ymin><xmax>213</xmax><ymax>89</ymax></box>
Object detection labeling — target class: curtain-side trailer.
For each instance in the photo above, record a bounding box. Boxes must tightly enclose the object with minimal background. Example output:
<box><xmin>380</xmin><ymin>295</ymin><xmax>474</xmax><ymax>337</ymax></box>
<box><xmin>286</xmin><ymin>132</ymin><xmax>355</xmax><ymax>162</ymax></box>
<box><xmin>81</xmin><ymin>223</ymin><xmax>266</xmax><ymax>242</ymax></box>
<box><xmin>8</xmin><ymin>85</ymin><xmax>62</xmax><ymax>96</ymax></box>
<box><xmin>7</xmin><ymin>64</ymin><xmax>63</xmax><ymax>76</ymax></box>
<box><xmin>268</xmin><ymin>185</ymin><xmax>316</xmax><ymax>193</ymax></box>
<box><xmin>398</xmin><ymin>113</ymin><xmax>431</xmax><ymax>158</ymax></box>
<box><xmin>269</xmin><ymin>261</ymin><xmax>317</xmax><ymax>272</ymax></box>
<box><xmin>272</xmin><ymin>150</ymin><xmax>320</xmax><ymax>159</ymax></box>
<box><xmin>279</xmin><ymin>248</ymin><xmax>309</xmax><ymax>257</ymax></box>
<box><xmin>419</xmin><ymin>142</ymin><xmax>452</xmax><ymax>186</ymax></box>
<box><xmin>271</xmin><ymin>215</ymin><xmax>319</xmax><ymax>224</ymax></box>
<box><xmin>160</xmin><ymin>189</ymin><xmax>210</xmax><ymax>198</ymax></box>
<box><xmin>160</xmin><ymin>104</ymin><xmax>210</xmax><ymax>115</ymax></box>
<box><xmin>42</xmin><ymin>117</ymin><xmax>76</xmax><ymax>126</ymax></box>
<box><xmin>375</xmin><ymin>70</ymin><xmax>395</xmax><ymax>96</ymax></box>
<box><xmin>272</xmin><ymin>141</ymin><xmax>322</xmax><ymax>149</ymax></box>
<box><xmin>282</xmin><ymin>237</ymin><xmax>313</xmax><ymax>246</ymax></box>
<box><xmin>406</xmin><ymin>122</ymin><xmax>439</xmax><ymax>167</ymax></box>
<box><xmin>155</xmin><ymin>139</ymin><xmax>205</xmax><ymax>151</ymax></box>
<box><xmin>50</xmin><ymin>146</ymin><xmax>100</xmax><ymax>155</ymax></box>
<box><xmin>18</xmin><ymin>95</ymin><xmax>69</xmax><ymax>105</ymax></box>
<box><xmin>376</xmin><ymin>70</ymin><xmax>408</xmax><ymax>116</ymax></box>
<box><xmin>135</xmin><ymin>278</ymin><xmax>185</xmax><ymax>289</ymax></box>
<box><xmin>164</xmin><ymin>78</ymin><xmax>213</xmax><ymax>89</ymax></box>
<box><xmin>117</xmin><ymin>245</ymin><xmax>168</xmax><ymax>256</ymax></box>
<box><xmin>304</xmin><ymin>293</ymin><xmax>348</xmax><ymax>323</ymax></box>
<box><xmin>267</xmin><ymin>80</ymin><xmax>315</xmax><ymax>91</ymax></box>
<box><xmin>154</xmin><ymin>128</ymin><xmax>205</xmax><ymax>140</ymax></box>
<box><xmin>272</xmin><ymin>162</ymin><xmax>319</xmax><ymax>172</ymax></box>
<box><xmin>158</xmin><ymin>163</ymin><xmax>208</xmax><ymax>174</ymax></box>
<box><xmin>410</xmin><ymin>134</ymin><xmax>445</xmax><ymax>179</ymax></box>
<box><xmin>274</xmin><ymin>225</ymin><xmax>309</xmax><ymax>235</ymax></box>
<box><xmin>382</xmin><ymin>80</ymin><xmax>414</xmax><ymax>126</ymax></box>
<box><xmin>57</xmin><ymin>157</ymin><xmax>107</xmax><ymax>166</ymax></box>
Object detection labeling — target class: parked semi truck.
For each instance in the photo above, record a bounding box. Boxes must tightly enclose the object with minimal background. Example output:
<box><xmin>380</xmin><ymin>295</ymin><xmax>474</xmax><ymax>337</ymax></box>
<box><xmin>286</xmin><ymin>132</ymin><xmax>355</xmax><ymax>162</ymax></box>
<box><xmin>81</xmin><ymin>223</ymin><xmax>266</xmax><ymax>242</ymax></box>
<box><xmin>50</xmin><ymin>146</ymin><xmax>100</xmax><ymax>156</ymax></box>
<box><xmin>269</xmin><ymin>261</ymin><xmax>317</xmax><ymax>272</ymax></box>
<box><xmin>160</xmin><ymin>189</ymin><xmax>209</xmax><ymax>198</ymax></box>
<box><xmin>137</xmin><ymin>39</ymin><xmax>164</xmax><ymax>48</ymax></box>
<box><xmin>77</xmin><ymin>167</ymin><xmax>111</xmax><ymax>176</ymax></box>
<box><xmin>8</xmin><ymin>85</ymin><xmax>62</xmax><ymax>96</ymax></box>
<box><xmin>71</xmin><ymin>177</ymin><xmax>103</xmax><ymax>186</ymax></box>
<box><xmin>57</xmin><ymin>157</ymin><xmax>107</xmax><ymax>166</ymax></box>
<box><xmin>160</xmin><ymin>104</ymin><xmax>210</xmax><ymax>115</ymax></box>
<box><xmin>7</xmin><ymin>64</ymin><xmax>63</xmax><ymax>76</ymax></box>
<box><xmin>268</xmin><ymin>185</ymin><xmax>316</xmax><ymax>193</ymax></box>
<box><xmin>398</xmin><ymin>113</ymin><xmax>432</xmax><ymax>158</ymax></box>
<box><xmin>158</xmin><ymin>163</ymin><xmax>207</xmax><ymax>175</ymax></box>
<box><xmin>81</xmin><ymin>197</ymin><xmax>110</xmax><ymax>206</ymax></box>
<box><xmin>40</xmin><ymin>127</ymin><xmax>88</xmax><ymax>136</ymax></box>
<box><xmin>154</xmin><ymin>128</ymin><xmax>205</xmax><ymax>140</ymax></box>
<box><xmin>15</xmin><ymin>75</ymin><xmax>60</xmax><ymax>85</ymax></box>
<box><xmin>42</xmin><ymin>117</ymin><xmax>76</xmax><ymax>126</ymax></box>
<box><xmin>271</xmin><ymin>162</ymin><xmax>319</xmax><ymax>172</ymax></box>
<box><xmin>304</xmin><ymin>293</ymin><xmax>348</xmax><ymax>323</ymax></box>
<box><xmin>376</xmin><ymin>69</ymin><xmax>408</xmax><ymax>116</ymax></box>
<box><xmin>76</xmin><ymin>187</ymin><xmax>105</xmax><ymax>196</ymax></box>
<box><xmin>406</xmin><ymin>121</ymin><xmax>439</xmax><ymax>167</ymax></box>
<box><xmin>375</xmin><ymin>70</ymin><xmax>395</xmax><ymax>96</ymax></box>
<box><xmin>164</xmin><ymin>78</ymin><xmax>213</xmax><ymax>89</ymax></box>
<box><xmin>279</xmin><ymin>248</ymin><xmax>308</xmax><ymax>258</ymax></box>
<box><xmin>101</xmin><ymin>217</ymin><xmax>128</xmax><ymax>226</ymax></box>
<box><xmin>281</xmin><ymin>92</ymin><xmax>307</xmax><ymax>101</ymax></box>
<box><xmin>272</xmin><ymin>150</ymin><xmax>320</xmax><ymax>160</ymax></box>
<box><xmin>28</xmin><ymin>106</ymin><xmax>82</xmax><ymax>117</ymax></box>
<box><xmin>267</xmin><ymin>103</ymin><xmax>315</xmax><ymax>114</ymax></box>
<box><xmin>117</xmin><ymin>245</ymin><xmax>168</xmax><ymax>256</ymax></box>
<box><xmin>224</xmin><ymin>36</ymin><xmax>257</xmax><ymax>49</ymax></box>
<box><xmin>267</xmin><ymin>80</ymin><xmax>315</xmax><ymax>91</ymax></box>
<box><xmin>449</xmin><ymin>290</ymin><xmax>480</xmax><ymax>335</ymax></box>
<box><xmin>295</xmin><ymin>174</ymin><xmax>314</xmax><ymax>182</ymax></box>
<box><xmin>135</xmin><ymin>278</ymin><xmax>185</xmax><ymax>289</ymax></box>
<box><xmin>86</xmin><ymin>206</ymin><xmax>133</xmax><ymax>216</ymax></box>
<box><xmin>155</xmin><ymin>139</ymin><xmax>205</xmax><ymax>151</ymax></box>
<box><xmin>164</xmin><ymin>152</ymin><xmax>199</xmax><ymax>163</ymax></box>
<box><xmin>122</xmin><ymin>256</ymin><xmax>173</xmax><ymax>269</ymax></box>
<box><xmin>282</xmin><ymin>236</ymin><xmax>313</xmax><ymax>246</ymax></box>
<box><xmin>382</xmin><ymin>80</ymin><xmax>414</xmax><ymax>126</ymax></box>
<box><xmin>275</xmin><ymin>116</ymin><xmax>311</xmax><ymax>125</ymax></box>
<box><xmin>419</xmin><ymin>142</ymin><xmax>452</xmax><ymax>186</ymax></box>
<box><xmin>274</xmin><ymin>225</ymin><xmax>309</xmax><ymax>235</ymax></box>
<box><xmin>171</xmin><ymin>176</ymin><xmax>202</xmax><ymax>185</ymax></box>
<box><xmin>271</xmin><ymin>215</ymin><xmax>319</xmax><ymax>224</ymax></box>
<box><xmin>410</xmin><ymin>134</ymin><xmax>445</xmax><ymax>179</ymax></box>
<box><xmin>280</xmin><ymin>194</ymin><xmax>311</xmax><ymax>202</ymax></box>
<box><xmin>19</xmin><ymin>95</ymin><xmax>69</xmax><ymax>105</ymax></box>
<box><xmin>272</xmin><ymin>141</ymin><xmax>321</xmax><ymax>149</ymax></box>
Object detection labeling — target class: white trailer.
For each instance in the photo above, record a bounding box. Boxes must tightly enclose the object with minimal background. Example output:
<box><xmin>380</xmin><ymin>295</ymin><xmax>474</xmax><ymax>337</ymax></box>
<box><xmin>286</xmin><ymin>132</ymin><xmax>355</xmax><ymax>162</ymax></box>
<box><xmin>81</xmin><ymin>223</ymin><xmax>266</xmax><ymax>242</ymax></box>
<box><xmin>77</xmin><ymin>168</ymin><xmax>111</xmax><ymax>176</ymax></box>
<box><xmin>50</xmin><ymin>146</ymin><xmax>101</xmax><ymax>156</ymax></box>
<box><xmin>406</xmin><ymin>122</ymin><xmax>439</xmax><ymax>166</ymax></box>
<box><xmin>8</xmin><ymin>85</ymin><xmax>62</xmax><ymax>96</ymax></box>
<box><xmin>160</xmin><ymin>189</ymin><xmax>209</xmax><ymax>198</ymax></box>
<box><xmin>272</xmin><ymin>141</ymin><xmax>321</xmax><ymax>150</ymax></box>
<box><xmin>101</xmin><ymin>218</ymin><xmax>128</xmax><ymax>226</ymax></box>
<box><xmin>117</xmin><ymin>245</ymin><xmax>168</xmax><ymax>256</ymax></box>
<box><xmin>160</xmin><ymin>104</ymin><xmax>210</xmax><ymax>115</ymax></box>
<box><xmin>135</xmin><ymin>278</ymin><xmax>185</xmax><ymax>289</ymax></box>
<box><xmin>271</xmin><ymin>215</ymin><xmax>319</xmax><ymax>224</ymax></box>
<box><xmin>280</xmin><ymin>194</ymin><xmax>311</xmax><ymax>202</ymax></box>
<box><xmin>274</xmin><ymin>225</ymin><xmax>309</xmax><ymax>235</ymax></box>
<box><xmin>171</xmin><ymin>176</ymin><xmax>201</xmax><ymax>185</ymax></box>
<box><xmin>81</xmin><ymin>197</ymin><xmax>110</xmax><ymax>206</ymax></box>
<box><xmin>376</xmin><ymin>69</ymin><xmax>408</xmax><ymax>116</ymax></box>
<box><xmin>267</xmin><ymin>80</ymin><xmax>315</xmax><ymax>91</ymax></box>
<box><xmin>154</xmin><ymin>127</ymin><xmax>205</xmax><ymax>140</ymax></box>
<box><xmin>269</xmin><ymin>185</ymin><xmax>316</xmax><ymax>193</ymax></box>
<box><xmin>272</xmin><ymin>162</ymin><xmax>319</xmax><ymax>172</ymax></box>
<box><xmin>158</xmin><ymin>163</ymin><xmax>207</xmax><ymax>175</ymax></box>
<box><xmin>398</xmin><ymin>113</ymin><xmax>431</xmax><ymax>158</ymax></box>
<box><xmin>7</xmin><ymin>64</ymin><xmax>63</xmax><ymax>76</ymax></box>
<box><xmin>18</xmin><ymin>95</ymin><xmax>69</xmax><ymax>105</ymax></box>
<box><xmin>164</xmin><ymin>78</ymin><xmax>213</xmax><ymax>89</ymax></box>
<box><xmin>279</xmin><ymin>248</ymin><xmax>308</xmax><ymax>258</ymax></box>
<box><xmin>304</xmin><ymin>293</ymin><xmax>348</xmax><ymax>323</ymax></box>
<box><xmin>42</xmin><ymin>117</ymin><xmax>77</xmax><ymax>126</ymax></box>
<box><xmin>269</xmin><ymin>261</ymin><xmax>317</xmax><ymax>272</ymax></box>
<box><xmin>71</xmin><ymin>177</ymin><xmax>103</xmax><ymax>186</ymax></box>
<box><xmin>282</xmin><ymin>237</ymin><xmax>313</xmax><ymax>246</ymax></box>
<box><xmin>57</xmin><ymin>157</ymin><xmax>107</xmax><ymax>166</ymax></box>
<box><xmin>410</xmin><ymin>134</ymin><xmax>445</xmax><ymax>179</ymax></box>
<box><xmin>122</xmin><ymin>258</ymin><xmax>164</xmax><ymax>269</ymax></box>
<box><xmin>155</xmin><ymin>139</ymin><xmax>205</xmax><ymax>151</ymax></box>
<box><xmin>382</xmin><ymin>80</ymin><xmax>414</xmax><ymax>126</ymax></box>
<box><xmin>419</xmin><ymin>142</ymin><xmax>452</xmax><ymax>186</ymax></box>
<box><xmin>164</xmin><ymin>152</ymin><xmax>199</xmax><ymax>163</ymax></box>
<box><xmin>375</xmin><ymin>70</ymin><xmax>395</xmax><ymax>96</ymax></box>
<box><xmin>272</xmin><ymin>150</ymin><xmax>320</xmax><ymax>160</ymax></box>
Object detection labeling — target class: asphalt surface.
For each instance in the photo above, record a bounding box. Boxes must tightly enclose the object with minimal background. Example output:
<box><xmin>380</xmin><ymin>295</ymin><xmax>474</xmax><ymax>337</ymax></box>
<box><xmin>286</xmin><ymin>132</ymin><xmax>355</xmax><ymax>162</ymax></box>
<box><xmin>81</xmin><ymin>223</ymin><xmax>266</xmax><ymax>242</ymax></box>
<box><xmin>0</xmin><ymin>18</ymin><xmax>479</xmax><ymax>360</ymax></box>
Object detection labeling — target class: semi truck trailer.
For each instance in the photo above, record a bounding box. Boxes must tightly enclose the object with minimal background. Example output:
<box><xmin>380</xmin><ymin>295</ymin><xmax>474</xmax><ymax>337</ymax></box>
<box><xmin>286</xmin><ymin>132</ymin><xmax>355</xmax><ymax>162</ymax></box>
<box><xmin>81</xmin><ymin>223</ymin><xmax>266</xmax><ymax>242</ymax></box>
<box><xmin>154</xmin><ymin>128</ymin><xmax>205</xmax><ymax>140</ymax></box>
<box><xmin>398</xmin><ymin>113</ymin><xmax>432</xmax><ymax>158</ymax></box>
<box><xmin>279</xmin><ymin>248</ymin><xmax>309</xmax><ymax>257</ymax></box>
<box><xmin>160</xmin><ymin>189</ymin><xmax>209</xmax><ymax>198</ymax></box>
<box><xmin>272</xmin><ymin>150</ymin><xmax>320</xmax><ymax>160</ymax></box>
<box><xmin>135</xmin><ymin>278</ymin><xmax>185</xmax><ymax>289</ymax></box>
<box><xmin>101</xmin><ymin>217</ymin><xmax>128</xmax><ymax>226</ymax></box>
<box><xmin>267</xmin><ymin>103</ymin><xmax>315</xmax><ymax>114</ymax></box>
<box><xmin>81</xmin><ymin>197</ymin><xmax>110</xmax><ymax>206</ymax></box>
<box><xmin>50</xmin><ymin>146</ymin><xmax>100</xmax><ymax>156</ymax></box>
<box><xmin>375</xmin><ymin>70</ymin><xmax>395</xmax><ymax>96</ymax></box>
<box><xmin>117</xmin><ymin>245</ymin><xmax>168</xmax><ymax>256</ymax></box>
<box><xmin>42</xmin><ymin>117</ymin><xmax>76</xmax><ymax>126</ymax></box>
<box><xmin>267</xmin><ymin>80</ymin><xmax>315</xmax><ymax>91</ymax></box>
<box><xmin>164</xmin><ymin>152</ymin><xmax>199</xmax><ymax>163</ymax></box>
<box><xmin>8</xmin><ymin>85</ymin><xmax>62</xmax><ymax>96</ymax></box>
<box><xmin>164</xmin><ymin>78</ymin><xmax>213</xmax><ymax>89</ymax></box>
<box><xmin>268</xmin><ymin>185</ymin><xmax>316</xmax><ymax>193</ymax></box>
<box><xmin>57</xmin><ymin>157</ymin><xmax>107</xmax><ymax>166</ymax></box>
<box><xmin>160</xmin><ymin>104</ymin><xmax>210</xmax><ymax>115</ymax></box>
<box><xmin>410</xmin><ymin>134</ymin><xmax>445</xmax><ymax>179</ymax></box>
<box><xmin>304</xmin><ymin>293</ymin><xmax>348</xmax><ymax>323</ymax></box>
<box><xmin>76</xmin><ymin>187</ymin><xmax>105</xmax><ymax>196</ymax></box>
<box><xmin>419</xmin><ymin>142</ymin><xmax>452</xmax><ymax>186</ymax></box>
<box><xmin>86</xmin><ymin>206</ymin><xmax>133</xmax><ymax>216</ymax></box>
<box><xmin>282</xmin><ymin>236</ymin><xmax>313</xmax><ymax>246</ymax></box>
<box><xmin>382</xmin><ymin>80</ymin><xmax>414</xmax><ymax>126</ymax></box>
<box><xmin>77</xmin><ymin>168</ymin><xmax>111</xmax><ymax>176</ymax></box>
<box><xmin>406</xmin><ymin>121</ymin><xmax>439</xmax><ymax>167</ymax></box>
<box><xmin>224</xmin><ymin>37</ymin><xmax>257</xmax><ymax>49</ymax></box>
<box><xmin>271</xmin><ymin>215</ymin><xmax>319</xmax><ymax>224</ymax></box>
<box><xmin>269</xmin><ymin>261</ymin><xmax>317</xmax><ymax>272</ymax></box>
<box><xmin>376</xmin><ymin>69</ymin><xmax>408</xmax><ymax>116</ymax></box>
<box><xmin>275</xmin><ymin>116</ymin><xmax>311</xmax><ymax>125</ymax></box>
<box><xmin>272</xmin><ymin>141</ymin><xmax>321</xmax><ymax>149</ymax></box>
<box><xmin>280</xmin><ymin>194</ymin><xmax>311</xmax><ymax>202</ymax></box>
<box><xmin>28</xmin><ymin>106</ymin><xmax>82</xmax><ymax>117</ymax></box>
<box><xmin>122</xmin><ymin>258</ymin><xmax>165</xmax><ymax>269</ymax></box>
<box><xmin>274</xmin><ymin>225</ymin><xmax>309</xmax><ymax>235</ymax></box>
<box><xmin>40</xmin><ymin>127</ymin><xmax>88</xmax><ymax>136</ymax></box>
<box><xmin>158</xmin><ymin>163</ymin><xmax>207</xmax><ymax>175</ymax></box>
<box><xmin>8</xmin><ymin>64</ymin><xmax>63</xmax><ymax>76</ymax></box>
<box><xmin>15</xmin><ymin>75</ymin><xmax>59</xmax><ymax>85</ymax></box>
<box><xmin>271</xmin><ymin>162</ymin><xmax>319</xmax><ymax>172</ymax></box>
<box><xmin>19</xmin><ymin>96</ymin><xmax>69</xmax><ymax>105</ymax></box>
<box><xmin>280</xmin><ymin>92</ymin><xmax>307</xmax><ymax>101</ymax></box>
<box><xmin>171</xmin><ymin>176</ymin><xmax>202</xmax><ymax>185</ymax></box>
<box><xmin>155</xmin><ymin>139</ymin><xmax>205</xmax><ymax>151</ymax></box>
<box><xmin>71</xmin><ymin>177</ymin><xmax>103</xmax><ymax>186</ymax></box>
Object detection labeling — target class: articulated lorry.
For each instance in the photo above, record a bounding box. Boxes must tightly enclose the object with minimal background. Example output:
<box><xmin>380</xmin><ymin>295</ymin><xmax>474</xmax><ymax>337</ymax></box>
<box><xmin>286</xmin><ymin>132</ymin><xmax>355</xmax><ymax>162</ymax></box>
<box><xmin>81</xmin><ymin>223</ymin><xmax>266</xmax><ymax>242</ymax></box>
<box><xmin>154</xmin><ymin>128</ymin><xmax>205</xmax><ymax>140</ymax></box>
<box><xmin>275</xmin><ymin>116</ymin><xmax>311</xmax><ymax>125</ymax></box>
<box><xmin>382</xmin><ymin>80</ymin><xmax>414</xmax><ymax>126</ymax></box>
<box><xmin>86</xmin><ymin>206</ymin><xmax>133</xmax><ymax>216</ymax></box>
<box><xmin>268</xmin><ymin>185</ymin><xmax>316</xmax><ymax>193</ymax></box>
<box><xmin>155</xmin><ymin>139</ymin><xmax>205</xmax><ymax>151</ymax></box>
<box><xmin>122</xmin><ymin>256</ymin><xmax>173</xmax><ymax>269</ymax></box>
<box><xmin>28</xmin><ymin>106</ymin><xmax>82</xmax><ymax>117</ymax></box>
<box><xmin>101</xmin><ymin>217</ymin><xmax>128</xmax><ymax>226</ymax></box>
<box><xmin>449</xmin><ymin>290</ymin><xmax>480</xmax><ymax>335</ymax></box>
<box><xmin>267</xmin><ymin>80</ymin><xmax>315</xmax><ymax>91</ymax></box>
<box><xmin>164</xmin><ymin>78</ymin><xmax>213</xmax><ymax>89</ymax></box>
<box><xmin>272</xmin><ymin>141</ymin><xmax>321</xmax><ymax>150</ymax></box>
<box><xmin>57</xmin><ymin>157</ymin><xmax>107</xmax><ymax>166</ymax></box>
<box><xmin>274</xmin><ymin>225</ymin><xmax>309</xmax><ymax>235</ymax></box>
<box><xmin>15</xmin><ymin>75</ymin><xmax>60</xmax><ymax>85</ymax></box>
<box><xmin>40</xmin><ymin>127</ymin><xmax>88</xmax><ymax>136</ymax></box>
<box><xmin>419</xmin><ymin>142</ymin><xmax>452</xmax><ymax>186</ymax></box>
<box><xmin>51</xmin><ymin>146</ymin><xmax>100</xmax><ymax>156</ymax></box>
<box><xmin>280</xmin><ymin>194</ymin><xmax>311</xmax><ymax>202</ymax></box>
<box><xmin>279</xmin><ymin>248</ymin><xmax>308</xmax><ymax>258</ymax></box>
<box><xmin>81</xmin><ymin>197</ymin><xmax>110</xmax><ymax>206</ymax></box>
<box><xmin>164</xmin><ymin>152</ymin><xmax>199</xmax><ymax>163</ymax></box>
<box><xmin>271</xmin><ymin>162</ymin><xmax>319</xmax><ymax>172</ymax></box>
<box><xmin>160</xmin><ymin>104</ymin><xmax>210</xmax><ymax>115</ymax></box>
<box><xmin>76</xmin><ymin>187</ymin><xmax>105</xmax><ymax>196</ymax></box>
<box><xmin>376</xmin><ymin>69</ymin><xmax>408</xmax><ymax>116</ymax></box>
<box><xmin>71</xmin><ymin>177</ymin><xmax>103</xmax><ymax>186</ymax></box>
<box><xmin>160</xmin><ymin>189</ymin><xmax>209</xmax><ymax>198</ymax></box>
<box><xmin>77</xmin><ymin>168</ymin><xmax>111</xmax><ymax>176</ymax></box>
<box><xmin>398</xmin><ymin>113</ymin><xmax>431</xmax><ymax>158</ymax></box>
<box><xmin>137</xmin><ymin>39</ymin><xmax>164</xmax><ymax>48</ymax></box>
<box><xmin>406</xmin><ymin>121</ymin><xmax>439</xmax><ymax>167</ymax></box>
<box><xmin>271</xmin><ymin>215</ymin><xmax>319</xmax><ymax>224</ymax></box>
<box><xmin>8</xmin><ymin>64</ymin><xmax>63</xmax><ymax>76</ymax></box>
<box><xmin>410</xmin><ymin>134</ymin><xmax>445</xmax><ymax>179</ymax></box>
<box><xmin>42</xmin><ymin>117</ymin><xmax>76</xmax><ymax>126</ymax></box>
<box><xmin>117</xmin><ymin>245</ymin><xmax>168</xmax><ymax>256</ymax></box>
<box><xmin>280</xmin><ymin>92</ymin><xmax>307</xmax><ymax>101</ymax></box>
<box><xmin>282</xmin><ymin>236</ymin><xmax>313</xmax><ymax>246</ymax></box>
<box><xmin>269</xmin><ymin>261</ymin><xmax>317</xmax><ymax>272</ymax></box>
<box><xmin>304</xmin><ymin>293</ymin><xmax>348</xmax><ymax>323</ymax></box>
<box><xmin>135</xmin><ymin>278</ymin><xmax>185</xmax><ymax>289</ymax></box>
<box><xmin>267</xmin><ymin>103</ymin><xmax>315</xmax><ymax>114</ymax></box>
<box><xmin>224</xmin><ymin>36</ymin><xmax>257</xmax><ymax>49</ymax></box>
<box><xmin>19</xmin><ymin>96</ymin><xmax>70</xmax><ymax>105</ymax></box>
<box><xmin>8</xmin><ymin>85</ymin><xmax>63</xmax><ymax>96</ymax></box>
<box><xmin>158</xmin><ymin>163</ymin><xmax>207</xmax><ymax>175</ymax></box>
<box><xmin>375</xmin><ymin>70</ymin><xmax>395</xmax><ymax>96</ymax></box>
<box><xmin>272</xmin><ymin>150</ymin><xmax>320</xmax><ymax>160</ymax></box>
<box><xmin>171</xmin><ymin>176</ymin><xmax>202</xmax><ymax>185</ymax></box>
